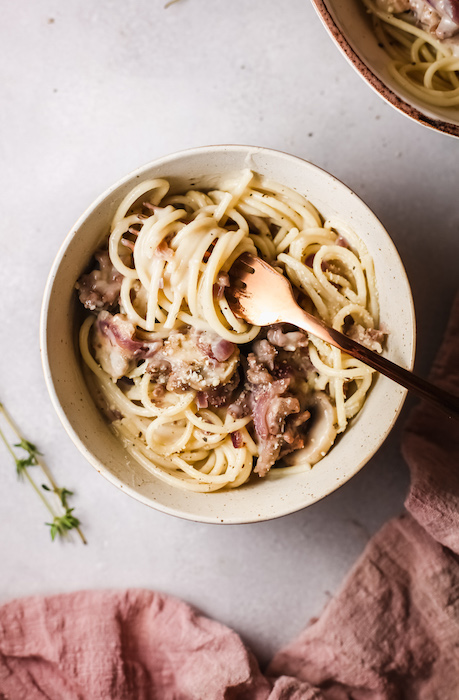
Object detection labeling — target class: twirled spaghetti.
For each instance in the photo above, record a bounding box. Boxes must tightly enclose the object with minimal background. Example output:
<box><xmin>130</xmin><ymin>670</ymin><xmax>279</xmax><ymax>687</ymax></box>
<box><xmin>76</xmin><ymin>170</ymin><xmax>384</xmax><ymax>492</ymax></box>
<box><xmin>362</xmin><ymin>0</ymin><xmax>459</xmax><ymax>106</ymax></box>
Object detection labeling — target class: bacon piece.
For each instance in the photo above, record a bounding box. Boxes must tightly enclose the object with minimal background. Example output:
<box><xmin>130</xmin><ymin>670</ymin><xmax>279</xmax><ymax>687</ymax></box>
<box><xmin>154</xmin><ymin>240</ymin><xmax>174</xmax><ymax>260</ymax></box>
<box><xmin>426</xmin><ymin>0</ymin><xmax>459</xmax><ymax>24</ymax></box>
<box><xmin>93</xmin><ymin>311</ymin><xmax>163</xmax><ymax>379</ymax></box>
<box><xmin>196</xmin><ymin>333</ymin><xmax>235</xmax><ymax>363</ymax></box>
<box><xmin>196</xmin><ymin>392</ymin><xmax>209</xmax><ymax>409</ymax></box>
<box><xmin>121</xmin><ymin>238</ymin><xmax>135</xmax><ymax>252</ymax></box>
<box><xmin>211</xmin><ymin>339</ymin><xmax>235</xmax><ymax>362</ymax></box>
<box><xmin>231</xmin><ymin>431</ymin><xmax>244</xmax><ymax>448</ymax></box>
<box><xmin>143</xmin><ymin>202</ymin><xmax>163</xmax><ymax>213</ymax></box>
<box><xmin>337</xmin><ymin>235</ymin><xmax>349</xmax><ymax>248</ymax></box>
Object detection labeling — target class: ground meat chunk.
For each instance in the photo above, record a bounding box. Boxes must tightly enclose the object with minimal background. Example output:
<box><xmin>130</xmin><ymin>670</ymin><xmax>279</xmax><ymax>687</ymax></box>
<box><xmin>250</xmin><ymin>375</ymin><xmax>298</xmax><ymax>440</ymax></box>
<box><xmin>76</xmin><ymin>249</ymin><xmax>123</xmax><ymax>311</ymax></box>
<box><xmin>251</xmin><ymin>339</ymin><xmax>276</xmax><ymax>371</ymax></box>
<box><xmin>266</xmin><ymin>324</ymin><xmax>313</xmax><ymax>377</ymax></box>
<box><xmin>228</xmin><ymin>327</ymin><xmax>313</xmax><ymax>477</ymax></box>
<box><xmin>267</xmin><ymin>326</ymin><xmax>309</xmax><ymax>352</ymax></box>
<box><xmin>346</xmin><ymin>323</ymin><xmax>387</xmax><ymax>354</ymax></box>
<box><xmin>227</xmin><ymin>387</ymin><xmax>252</xmax><ymax>419</ymax></box>
<box><xmin>196</xmin><ymin>369</ymin><xmax>241</xmax><ymax>408</ymax></box>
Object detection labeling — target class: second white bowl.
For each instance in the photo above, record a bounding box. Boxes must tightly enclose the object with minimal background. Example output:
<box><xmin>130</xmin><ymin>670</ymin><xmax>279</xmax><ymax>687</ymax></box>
<box><xmin>311</xmin><ymin>0</ymin><xmax>459</xmax><ymax>138</ymax></box>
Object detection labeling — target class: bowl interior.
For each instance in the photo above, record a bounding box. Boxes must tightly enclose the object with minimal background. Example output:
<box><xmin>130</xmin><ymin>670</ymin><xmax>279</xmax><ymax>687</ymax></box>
<box><xmin>41</xmin><ymin>145</ymin><xmax>415</xmax><ymax>523</ymax></box>
<box><xmin>312</xmin><ymin>0</ymin><xmax>459</xmax><ymax>135</ymax></box>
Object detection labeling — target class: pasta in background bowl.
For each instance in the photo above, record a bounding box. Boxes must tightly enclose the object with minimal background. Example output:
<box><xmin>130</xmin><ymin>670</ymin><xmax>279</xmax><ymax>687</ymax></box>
<box><xmin>41</xmin><ymin>146</ymin><xmax>415</xmax><ymax>523</ymax></box>
<box><xmin>310</xmin><ymin>0</ymin><xmax>459</xmax><ymax>137</ymax></box>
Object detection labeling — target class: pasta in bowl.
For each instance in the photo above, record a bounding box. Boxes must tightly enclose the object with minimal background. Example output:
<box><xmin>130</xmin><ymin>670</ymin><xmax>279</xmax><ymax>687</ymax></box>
<box><xmin>76</xmin><ymin>172</ymin><xmax>382</xmax><ymax>493</ymax></box>
<box><xmin>41</xmin><ymin>146</ymin><xmax>415</xmax><ymax>522</ymax></box>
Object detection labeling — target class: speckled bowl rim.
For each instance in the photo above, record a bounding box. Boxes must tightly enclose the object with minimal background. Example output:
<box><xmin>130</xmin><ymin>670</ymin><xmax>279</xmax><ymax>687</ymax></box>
<box><xmin>310</xmin><ymin>0</ymin><xmax>459</xmax><ymax>138</ymax></box>
<box><xmin>40</xmin><ymin>145</ymin><xmax>416</xmax><ymax>524</ymax></box>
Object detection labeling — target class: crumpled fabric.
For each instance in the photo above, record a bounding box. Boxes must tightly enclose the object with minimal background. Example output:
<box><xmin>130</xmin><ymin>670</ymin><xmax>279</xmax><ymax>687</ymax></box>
<box><xmin>1</xmin><ymin>293</ymin><xmax>458</xmax><ymax>700</ymax></box>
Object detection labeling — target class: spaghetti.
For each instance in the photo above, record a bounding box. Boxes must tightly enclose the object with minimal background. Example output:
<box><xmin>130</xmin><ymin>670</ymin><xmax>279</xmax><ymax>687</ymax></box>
<box><xmin>362</xmin><ymin>0</ymin><xmax>459</xmax><ymax>106</ymax></box>
<box><xmin>76</xmin><ymin>170</ymin><xmax>383</xmax><ymax>492</ymax></box>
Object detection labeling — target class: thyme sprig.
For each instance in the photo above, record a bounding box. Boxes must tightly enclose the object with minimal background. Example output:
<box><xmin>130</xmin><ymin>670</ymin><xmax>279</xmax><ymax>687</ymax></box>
<box><xmin>0</xmin><ymin>403</ymin><xmax>86</xmax><ymax>544</ymax></box>
<box><xmin>45</xmin><ymin>507</ymin><xmax>81</xmax><ymax>541</ymax></box>
<box><xmin>14</xmin><ymin>439</ymin><xmax>41</xmax><ymax>476</ymax></box>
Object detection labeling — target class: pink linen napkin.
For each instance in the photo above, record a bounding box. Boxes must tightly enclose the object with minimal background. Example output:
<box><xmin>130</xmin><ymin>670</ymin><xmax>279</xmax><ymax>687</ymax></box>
<box><xmin>1</xmin><ymin>293</ymin><xmax>458</xmax><ymax>700</ymax></box>
<box><xmin>0</xmin><ymin>589</ymin><xmax>271</xmax><ymax>699</ymax></box>
<box><xmin>267</xmin><ymin>293</ymin><xmax>459</xmax><ymax>699</ymax></box>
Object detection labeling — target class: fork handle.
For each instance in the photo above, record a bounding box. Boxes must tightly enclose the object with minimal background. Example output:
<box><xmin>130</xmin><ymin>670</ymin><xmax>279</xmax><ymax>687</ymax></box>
<box><xmin>286</xmin><ymin>305</ymin><xmax>459</xmax><ymax>421</ymax></box>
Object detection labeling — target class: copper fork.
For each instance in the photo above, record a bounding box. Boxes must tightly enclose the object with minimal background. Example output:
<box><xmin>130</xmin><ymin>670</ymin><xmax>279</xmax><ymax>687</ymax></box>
<box><xmin>227</xmin><ymin>253</ymin><xmax>459</xmax><ymax>420</ymax></box>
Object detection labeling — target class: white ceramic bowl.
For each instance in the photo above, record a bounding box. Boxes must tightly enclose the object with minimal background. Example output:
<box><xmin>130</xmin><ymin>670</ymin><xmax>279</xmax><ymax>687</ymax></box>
<box><xmin>40</xmin><ymin>145</ymin><xmax>415</xmax><ymax>524</ymax></box>
<box><xmin>311</xmin><ymin>0</ymin><xmax>459</xmax><ymax>137</ymax></box>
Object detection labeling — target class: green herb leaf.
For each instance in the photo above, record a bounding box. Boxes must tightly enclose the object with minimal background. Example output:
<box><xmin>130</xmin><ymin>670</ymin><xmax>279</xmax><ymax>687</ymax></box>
<box><xmin>14</xmin><ymin>439</ymin><xmax>42</xmax><ymax>460</ymax></box>
<box><xmin>16</xmin><ymin>456</ymin><xmax>36</xmax><ymax>477</ymax></box>
<box><xmin>56</xmin><ymin>487</ymin><xmax>74</xmax><ymax>509</ymax></box>
<box><xmin>46</xmin><ymin>508</ymin><xmax>81</xmax><ymax>541</ymax></box>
